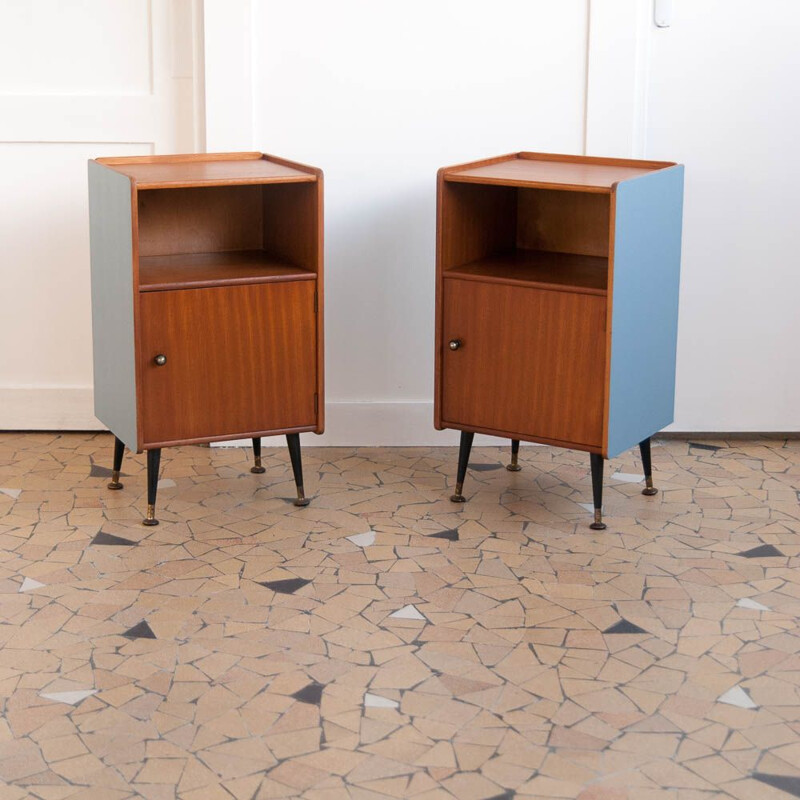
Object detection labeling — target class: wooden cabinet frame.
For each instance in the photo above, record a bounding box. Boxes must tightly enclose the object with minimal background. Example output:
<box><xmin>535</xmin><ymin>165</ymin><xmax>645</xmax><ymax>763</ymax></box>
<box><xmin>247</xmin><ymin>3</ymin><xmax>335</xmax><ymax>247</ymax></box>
<box><xmin>434</xmin><ymin>151</ymin><xmax>684</xmax><ymax>528</ymax></box>
<box><xmin>88</xmin><ymin>152</ymin><xmax>323</xmax><ymax>524</ymax></box>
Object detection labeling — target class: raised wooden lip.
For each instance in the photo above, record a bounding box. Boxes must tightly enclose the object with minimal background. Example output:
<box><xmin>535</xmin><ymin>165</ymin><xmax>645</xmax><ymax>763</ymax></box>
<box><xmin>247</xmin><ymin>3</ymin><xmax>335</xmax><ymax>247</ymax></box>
<box><xmin>94</xmin><ymin>151</ymin><xmax>319</xmax><ymax>190</ymax></box>
<box><xmin>139</xmin><ymin>271</ymin><xmax>317</xmax><ymax>293</ymax></box>
<box><xmin>99</xmin><ymin>151</ymin><xmax>265</xmax><ymax>164</ymax></box>
<box><xmin>440</xmin><ymin>151</ymin><xmax>677</xmax><ymax>192</ymax></box>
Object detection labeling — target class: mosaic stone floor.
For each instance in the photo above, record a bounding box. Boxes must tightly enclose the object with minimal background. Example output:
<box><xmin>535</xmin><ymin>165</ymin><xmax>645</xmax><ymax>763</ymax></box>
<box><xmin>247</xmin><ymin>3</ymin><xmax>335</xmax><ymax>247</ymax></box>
<box><xmin>1</xmin><ymin>433</ymin><xmax>800</xmax><ymax>800</ymax></box>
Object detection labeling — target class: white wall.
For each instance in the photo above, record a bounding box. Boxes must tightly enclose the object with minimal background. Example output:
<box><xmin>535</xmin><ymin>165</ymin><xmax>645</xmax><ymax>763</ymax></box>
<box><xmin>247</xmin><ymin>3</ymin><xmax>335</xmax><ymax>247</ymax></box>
<box><xmin>0</xmin><ymin>0</ymin><xmax>203</xmax><ymax>428</ymax></box>
<box><xmin>3</xmin><ymin>0</ymin><xmax>798</xmax><ymax>438</ymax></box>
<box><xmin>244</xmin><ymin>0</ymin><xmax>800</xmax><ymax>442</ymax></box>
<box><xmin>250</xmin><ymin>0</ymin><xmax>589</xmax><ymax>444</ymax></box>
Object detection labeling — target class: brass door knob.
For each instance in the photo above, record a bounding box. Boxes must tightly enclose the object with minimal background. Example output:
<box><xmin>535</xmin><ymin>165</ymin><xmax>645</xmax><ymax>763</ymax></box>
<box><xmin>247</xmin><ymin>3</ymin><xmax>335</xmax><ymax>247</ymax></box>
<box><xmin>154</xmin><ymin>354</ymin><xmax>167</xmax><ymax>366</ymax></box>
<box><xmin>449</xmin><ymin>339</ymin><xmax>462</xmax><ymax>351</ymax></box>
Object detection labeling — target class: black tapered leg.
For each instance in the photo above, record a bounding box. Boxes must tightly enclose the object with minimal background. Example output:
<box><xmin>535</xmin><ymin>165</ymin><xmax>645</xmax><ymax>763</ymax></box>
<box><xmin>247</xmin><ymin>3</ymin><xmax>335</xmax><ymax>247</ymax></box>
<box><xmin>639</xmin><ymin>437</ymin><xmax>658</xmax><ymax>496</ymax></box>
<box><xmin>251</xmin><ymin>437</ymin><xmax>266</xmax><ymax>474</ymax></box>
<box><xmin>143</xmin><ymin>448</ymin><xmax>162</xmax><ymax>526</ymax></box>
<box><xmin>506</xmin><ymin>439</ymin><xmax>522</xmax><ymax>472</ymax></box>
<box><xmin>108</xmin><ymin>436</ymin><xmax>125</xmax><ymax>490</ymax></box>
<box><xmin>589</xmin><ymin>452</ymin><xmax>606</xmax><ymax>530</ymax></box>
<box><xmin>286</xmin><ymin>433</ymin><xmax>309</xmax><ymax>507</ymax></box>
<box><xmin>450</xmin><ymin>431</ymin><xmax>475</xmax><ymax>503</ymax></box>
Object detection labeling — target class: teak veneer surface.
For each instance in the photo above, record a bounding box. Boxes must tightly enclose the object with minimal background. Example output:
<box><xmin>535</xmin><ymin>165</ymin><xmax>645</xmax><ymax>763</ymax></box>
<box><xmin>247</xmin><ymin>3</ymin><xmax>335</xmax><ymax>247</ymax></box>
<box><xmin>435</xmin><ymin>151</ymin><xmax>682</xmax><ymax>459</ymax></box>
<box><xmin>138</xmin><ymin>250</ymin><xmax>316</xmax><ymax>291</ymax></box>
<box><xmin>98</xmin><ymin>153</ymin><xmax>316</xmax><ymax>188</ymax></box>
<box><xmin>139</xmin><ymin>282</ymin><xmax>317</xmax><ymax>445</ymax></box>
<box><xmin>441</xmin><ymin>280</ymin><xmax>606</xmax><ymax>448</ymax></box>
<box><xmin>444</xmin><ymin>154</ymin><xmax>671</xmax><ymax>191</ymax></box>
<box><xmin>517</xmin><ymin>188</ymin><xmax>610</xmax><ymax>258</ymax></box>
<box><xmin>89</xmin><ymin>151</ymin><xmax>324</xmax><ymax>452</ymax></box>
<box><xmin>137</xmin><ymin>185</ymin><xmax>264</xmax><ymax>257</ymax></box>
<box><xmin>445</xmin><ymin>250</ymin><xmax>608</xmax><ymax>295</ymax></box>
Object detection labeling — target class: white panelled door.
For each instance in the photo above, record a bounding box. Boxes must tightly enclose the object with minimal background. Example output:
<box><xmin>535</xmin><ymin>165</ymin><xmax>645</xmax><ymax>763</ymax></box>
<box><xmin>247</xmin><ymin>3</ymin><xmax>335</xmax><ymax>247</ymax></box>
<box><xmin>643</xmin><ymin>1</ymin><xmax>800</xmax><ymax>431</ymax></box>
<box><xmin>0</xmin><ymin>0</ymin><xmax>203</xmax><ymax>428</ymax></box>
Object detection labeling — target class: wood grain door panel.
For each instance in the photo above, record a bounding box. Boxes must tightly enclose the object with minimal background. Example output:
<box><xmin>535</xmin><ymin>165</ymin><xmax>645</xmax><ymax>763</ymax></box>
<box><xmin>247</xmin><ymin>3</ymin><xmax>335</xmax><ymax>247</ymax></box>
<box><xmin>441</xmin><ymin>279</ymin><xmax>606</xmax><ymax>447</ymax></box>
<box><xmin>140</xmin><ymin>281</ymin><xmax>317</xmax><ymax>445</ymax></box>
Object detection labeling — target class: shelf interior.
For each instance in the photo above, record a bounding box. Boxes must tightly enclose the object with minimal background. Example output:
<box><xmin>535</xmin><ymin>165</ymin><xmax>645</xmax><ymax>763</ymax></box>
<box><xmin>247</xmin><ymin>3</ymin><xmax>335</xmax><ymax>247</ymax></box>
<box><xmin>139</xmin><ymin>250</ymin><xmax>315</xmax><ymax>292</ymax></box>
<box><xmin>446</xmin><ymin>250</ymin><xmax>607</xmax><ymax>295</ymax></box>
<box><xmin>441</xmin><ymin>181</ymin><xmax>611</xmax><ymax>294</ymax></box>
<box><xmin>136</xmin><ymin>181</ymin><xmax>318</xmax><ymax>289</ymax></box>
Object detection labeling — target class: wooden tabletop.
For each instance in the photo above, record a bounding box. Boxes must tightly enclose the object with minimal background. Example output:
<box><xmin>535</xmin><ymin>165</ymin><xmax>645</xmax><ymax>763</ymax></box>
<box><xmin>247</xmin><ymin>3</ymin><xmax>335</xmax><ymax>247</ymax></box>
<box><xmin>95</xmin><ymin>152</ymin><xmax>317</xmax><ymax>189</ymax></box>
<box><xmin>443</xmin><ymin>152</ymin><xmax>675</xmax><ymax>192</ymax></box>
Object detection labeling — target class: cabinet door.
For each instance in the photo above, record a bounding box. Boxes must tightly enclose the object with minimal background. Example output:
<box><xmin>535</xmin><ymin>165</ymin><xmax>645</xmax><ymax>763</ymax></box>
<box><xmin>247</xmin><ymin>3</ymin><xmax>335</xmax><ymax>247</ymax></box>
<box><xmin>140</xmin><ymin>281</ymin><xmax>317</xmax><ymax>445</ymax></box>
<box><xmin>441</xmin><ymin>279</ymin><xmax>606</xmax><ymax>448</ymax></box>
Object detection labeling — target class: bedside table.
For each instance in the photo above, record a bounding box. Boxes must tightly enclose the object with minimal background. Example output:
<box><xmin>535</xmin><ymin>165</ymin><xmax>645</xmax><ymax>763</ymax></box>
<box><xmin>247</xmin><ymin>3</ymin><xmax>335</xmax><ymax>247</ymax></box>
<box><xmin>88</xmin><ymin>152</ymin><xmax>324</xmax><ymax>524</ymax></box>
<box><xmin>434</xmin><ymin>152</ymin><xmax>683</xmax><ymax>528</ymax></box>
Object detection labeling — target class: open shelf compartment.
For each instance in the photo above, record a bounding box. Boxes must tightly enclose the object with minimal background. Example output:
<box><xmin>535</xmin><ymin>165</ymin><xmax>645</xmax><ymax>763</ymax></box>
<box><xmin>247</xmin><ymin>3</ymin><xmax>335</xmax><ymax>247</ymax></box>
<box><xmin>446</xmin><ymin>250</ymin><xmax>607</xmax><ymax>295</ymax></box>
<box><xmin>440</xmin><ymin>181</ymin><xmax>610</xmax><ymax>295</ymax></box>
<box><xmin>136</xmin><ymin>181</ymin><xmax>319</xmax><ymax>292</ymax></box>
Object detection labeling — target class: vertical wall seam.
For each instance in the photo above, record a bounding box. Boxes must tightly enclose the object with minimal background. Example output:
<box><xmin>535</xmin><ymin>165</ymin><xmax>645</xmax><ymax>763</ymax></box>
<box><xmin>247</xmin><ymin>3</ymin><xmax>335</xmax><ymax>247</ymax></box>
<box><xmin>192</xmin><ymin>0</ymin><xmax>207</xmax><ymax>153</ymax></box>
<box><xmin>632</xmin><ymin>0</ymin><xmax>653</xmax><ymax>157</ymax></box>
<box><xmin>250</xmin><ymin>0</ymin><xmax>256</xmax><ymax>149</ymax></box>
<box><xmin>583</xmin><ymin>0</ymin><xmax>593</xmax><ymax>156</ymax></box>
<box><xmin>147</xmin><ymin>0</ymin><xmax>155</xmax><ymax>97</ymax></box>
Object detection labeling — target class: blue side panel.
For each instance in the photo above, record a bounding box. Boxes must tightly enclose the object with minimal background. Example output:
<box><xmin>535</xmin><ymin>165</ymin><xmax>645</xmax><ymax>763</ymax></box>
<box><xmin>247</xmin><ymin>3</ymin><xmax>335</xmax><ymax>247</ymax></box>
<box><xmin>607</xmin><ymin>166</ymin><xmax>684</xmax><ymax>459</ymax></box>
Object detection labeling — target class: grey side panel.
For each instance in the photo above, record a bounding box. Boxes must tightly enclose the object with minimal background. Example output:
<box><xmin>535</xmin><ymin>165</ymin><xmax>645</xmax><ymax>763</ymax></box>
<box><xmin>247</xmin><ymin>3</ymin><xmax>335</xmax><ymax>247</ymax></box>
<box><xmin>88</xmin><ymin>161</ymin><xmax>137</xmax><ymax>450</ymax></box>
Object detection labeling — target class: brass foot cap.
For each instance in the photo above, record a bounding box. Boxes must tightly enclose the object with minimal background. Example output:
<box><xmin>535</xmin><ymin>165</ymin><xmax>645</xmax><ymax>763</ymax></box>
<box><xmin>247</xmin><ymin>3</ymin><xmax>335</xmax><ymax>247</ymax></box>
<box><xmin>506</xmin><ymin>464</ymin><xmax>522</xmax><ymax>472</ymax></box>
<box><xmin>450</xmin><ymin>494</ymin><xmax>466</xmax><ymax>503</ymax></box>
<box><xmin>107</xmin><ymin>481</ymin><xmax>123</xmax><ymax>490</ymax></box>
<box><xmin>589</xmin><ymin>521</ymin><xmax>607</xmax><ymax>530</ymax></box>
<box><xmin>142</xmin><ymin>518</ymin><xmax>160</xmax><ymax>527</ymax></box>
<box><xmin>642</xmin><ymin>487</ymin><xmax>658</xmax><ymax>496</ymax></box>
<box><xmin>294</xmin><ymin>497</ymin><xmax>310</xmax><ymax>507</ymax></box>
<box><xmin>250</xmin><ymin>466</ymin><xmax>266</xmax><ymax>474</ymax></box>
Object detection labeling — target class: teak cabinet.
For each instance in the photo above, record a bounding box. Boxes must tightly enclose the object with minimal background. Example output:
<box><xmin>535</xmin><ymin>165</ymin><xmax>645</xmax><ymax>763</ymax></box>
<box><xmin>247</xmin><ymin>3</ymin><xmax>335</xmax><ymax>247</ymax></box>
<box><xmin>434</xmin><ymin>152</ymin><xmax>684</xmax><ymax>528</ymax></box>
<box><xmin>88</xmin><ymin>152</ymin><xmax>323</xmax><ymax>524</ymax></box>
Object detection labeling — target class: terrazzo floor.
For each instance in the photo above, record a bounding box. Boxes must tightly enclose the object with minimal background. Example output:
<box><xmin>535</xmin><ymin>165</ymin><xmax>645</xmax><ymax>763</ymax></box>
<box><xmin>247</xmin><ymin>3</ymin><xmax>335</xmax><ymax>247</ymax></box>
<box><xmin>1</xmin><ymin>433</ymin><xmax>799</xmax><ymax>800</ymax></box>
